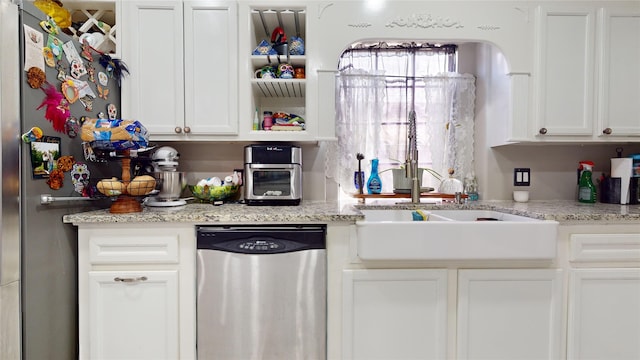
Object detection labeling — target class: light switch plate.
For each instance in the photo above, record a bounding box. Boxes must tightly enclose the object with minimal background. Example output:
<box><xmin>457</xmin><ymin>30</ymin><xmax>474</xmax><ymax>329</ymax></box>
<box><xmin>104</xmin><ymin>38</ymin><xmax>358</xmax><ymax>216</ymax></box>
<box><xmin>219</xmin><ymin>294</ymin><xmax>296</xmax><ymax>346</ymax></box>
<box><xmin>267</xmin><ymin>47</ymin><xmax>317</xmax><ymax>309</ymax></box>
<box><xmin>514</xmin><ymin>168</ymin><xmax>530</xmax><ymax>186</ymax></box>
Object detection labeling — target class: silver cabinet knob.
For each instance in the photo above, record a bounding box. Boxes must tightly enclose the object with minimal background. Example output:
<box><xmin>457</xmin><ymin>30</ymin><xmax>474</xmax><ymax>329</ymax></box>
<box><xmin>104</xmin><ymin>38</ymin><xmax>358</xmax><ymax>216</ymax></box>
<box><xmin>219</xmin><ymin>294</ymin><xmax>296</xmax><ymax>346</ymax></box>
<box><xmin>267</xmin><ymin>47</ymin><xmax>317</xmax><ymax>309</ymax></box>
<box><xmin>539</xmin><ymin>127</ymin><xmax>548</xmax><ymax>135</ymax></box>
<box><xmin>602</xmin><ymin>127</ymin><xmax>612</xmax><ymax>135</ymax></box>
<box><xmin>183</xmin><ymin>126</ymin><xmax>191</xmax><ymax>133</ymax></box>
<box><xmin>174</xmin><ymin>127</ymin><xmax>182</xmax><ymax>133</ymax></box>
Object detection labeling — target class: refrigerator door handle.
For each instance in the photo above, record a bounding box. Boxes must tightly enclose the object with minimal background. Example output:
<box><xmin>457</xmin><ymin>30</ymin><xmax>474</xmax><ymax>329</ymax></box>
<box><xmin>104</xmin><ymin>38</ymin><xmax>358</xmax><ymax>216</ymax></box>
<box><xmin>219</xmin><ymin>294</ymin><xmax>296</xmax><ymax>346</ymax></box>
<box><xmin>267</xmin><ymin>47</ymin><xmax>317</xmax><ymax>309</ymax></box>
<box><xmin>40</xmin><ymin>194</ymin><xmax>98</xmax><ymax>205</ymax></box>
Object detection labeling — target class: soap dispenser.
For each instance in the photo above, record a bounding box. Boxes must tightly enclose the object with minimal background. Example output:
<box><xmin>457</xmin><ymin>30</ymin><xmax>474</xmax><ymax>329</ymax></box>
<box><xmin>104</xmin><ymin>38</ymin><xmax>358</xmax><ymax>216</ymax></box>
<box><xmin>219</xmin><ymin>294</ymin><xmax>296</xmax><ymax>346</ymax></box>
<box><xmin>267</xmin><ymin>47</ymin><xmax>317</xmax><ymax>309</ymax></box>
<box><xmin>366</xmin><ymin>158</ymin><xmax>382</xmax><ymax>194</ymax></box>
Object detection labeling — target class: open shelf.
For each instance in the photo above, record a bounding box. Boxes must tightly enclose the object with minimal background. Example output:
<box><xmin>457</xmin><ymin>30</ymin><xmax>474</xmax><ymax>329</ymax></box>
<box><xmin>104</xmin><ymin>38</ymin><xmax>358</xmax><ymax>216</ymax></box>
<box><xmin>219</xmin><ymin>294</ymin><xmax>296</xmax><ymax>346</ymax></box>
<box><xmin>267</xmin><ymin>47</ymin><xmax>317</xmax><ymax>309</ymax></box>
<box><xmin>251</xmin><ymin>79</ymin><xmax>306</xmax><ymax>98</ymax></box>
<box><xmin>251</xmin><ymin>55</ymin><xmax>305</xmax><ymax>67</ymax></box>
<box><xmin>248</xmin><ymin>6</ymin><xmax>307</xmax><ymax>136</ymax></box>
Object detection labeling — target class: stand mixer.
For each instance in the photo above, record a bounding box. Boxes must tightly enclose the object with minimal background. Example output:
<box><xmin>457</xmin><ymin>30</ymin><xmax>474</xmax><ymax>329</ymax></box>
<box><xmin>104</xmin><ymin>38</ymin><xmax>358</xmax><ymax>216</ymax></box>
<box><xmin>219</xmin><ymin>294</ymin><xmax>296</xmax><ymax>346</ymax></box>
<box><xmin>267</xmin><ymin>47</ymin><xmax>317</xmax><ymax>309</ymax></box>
<box><xmin>145</xmin><ymin>146</ymin><xmax>188</xmax><ymax>207</ymax></box>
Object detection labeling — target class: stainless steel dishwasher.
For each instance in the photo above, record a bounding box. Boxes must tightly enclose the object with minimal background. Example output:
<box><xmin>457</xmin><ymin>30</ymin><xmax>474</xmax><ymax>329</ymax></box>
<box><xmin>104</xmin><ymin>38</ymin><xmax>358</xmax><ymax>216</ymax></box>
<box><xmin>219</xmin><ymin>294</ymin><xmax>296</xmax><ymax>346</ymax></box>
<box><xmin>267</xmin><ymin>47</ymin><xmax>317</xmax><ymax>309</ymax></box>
<box><xmin>196</xmin><ymin>225</ymin><xmax>326</xmax><ymax>360</ymax></box>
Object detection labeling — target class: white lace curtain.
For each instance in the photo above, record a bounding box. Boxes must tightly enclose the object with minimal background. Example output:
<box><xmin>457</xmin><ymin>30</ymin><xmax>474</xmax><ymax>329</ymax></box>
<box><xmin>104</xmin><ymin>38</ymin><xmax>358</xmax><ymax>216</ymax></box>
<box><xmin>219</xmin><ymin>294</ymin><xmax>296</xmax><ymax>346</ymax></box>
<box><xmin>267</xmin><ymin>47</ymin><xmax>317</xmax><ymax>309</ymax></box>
<box><xmin>425</xmin><ymin>73</ymin><xmax>476</xmax><ymax>183</ymax></box>
<box><xmin>325</xmin><ymin>71</ymin><xmax>476</xmax><ymax>193</ymax></box>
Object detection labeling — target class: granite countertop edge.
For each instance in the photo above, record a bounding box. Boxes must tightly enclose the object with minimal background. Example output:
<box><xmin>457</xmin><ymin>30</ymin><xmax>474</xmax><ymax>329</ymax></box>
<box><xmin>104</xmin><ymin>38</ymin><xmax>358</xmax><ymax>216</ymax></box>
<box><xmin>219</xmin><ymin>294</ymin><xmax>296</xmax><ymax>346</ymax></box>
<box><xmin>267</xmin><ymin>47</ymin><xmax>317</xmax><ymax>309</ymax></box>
<box><xmin>63</xmin><ymin>200</ymin><xmax>640</xmax><ymax>225</ymax></box>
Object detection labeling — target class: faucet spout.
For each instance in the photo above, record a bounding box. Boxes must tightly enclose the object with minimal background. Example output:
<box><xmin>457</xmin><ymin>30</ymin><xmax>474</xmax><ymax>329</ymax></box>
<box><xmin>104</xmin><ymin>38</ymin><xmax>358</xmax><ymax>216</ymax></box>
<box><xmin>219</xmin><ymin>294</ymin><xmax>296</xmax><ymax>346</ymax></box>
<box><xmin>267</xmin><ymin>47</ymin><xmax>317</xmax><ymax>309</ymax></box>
<box><xmin>406</xmin><ymin>110</ymin><xmax>420</xmax><ymax>203</ymax></box>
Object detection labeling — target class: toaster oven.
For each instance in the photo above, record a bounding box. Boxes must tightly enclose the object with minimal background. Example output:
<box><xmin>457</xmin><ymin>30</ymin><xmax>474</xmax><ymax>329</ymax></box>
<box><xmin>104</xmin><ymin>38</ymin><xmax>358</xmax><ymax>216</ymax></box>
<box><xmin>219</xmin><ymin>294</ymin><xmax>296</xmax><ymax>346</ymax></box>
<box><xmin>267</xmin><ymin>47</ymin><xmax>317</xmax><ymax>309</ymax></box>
<box><xmin>244</xmin><ymin>145</ymin><xmax>301</xmax><ymax>205</ymax></box>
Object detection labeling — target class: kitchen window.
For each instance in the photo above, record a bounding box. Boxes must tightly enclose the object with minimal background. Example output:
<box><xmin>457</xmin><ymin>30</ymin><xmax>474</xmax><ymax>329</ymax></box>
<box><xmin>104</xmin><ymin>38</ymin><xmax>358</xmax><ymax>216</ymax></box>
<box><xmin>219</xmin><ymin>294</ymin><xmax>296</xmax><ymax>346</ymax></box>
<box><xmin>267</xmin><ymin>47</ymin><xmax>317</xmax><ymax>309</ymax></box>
<box><xmin>327</xmin><ymin>42</ymin><xmax>476</xmax><ymax>194</ymax></box>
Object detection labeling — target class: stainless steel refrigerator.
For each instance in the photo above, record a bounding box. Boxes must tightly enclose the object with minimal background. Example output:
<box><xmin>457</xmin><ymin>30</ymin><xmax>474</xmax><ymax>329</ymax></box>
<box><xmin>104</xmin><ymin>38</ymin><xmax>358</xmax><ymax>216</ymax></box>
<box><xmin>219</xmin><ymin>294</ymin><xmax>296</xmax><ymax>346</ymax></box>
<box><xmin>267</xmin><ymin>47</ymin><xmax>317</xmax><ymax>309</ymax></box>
<box><xmin>1</xmin><ymin>1</ymin><xmax>119</xmax><ymax>358</ymax></box>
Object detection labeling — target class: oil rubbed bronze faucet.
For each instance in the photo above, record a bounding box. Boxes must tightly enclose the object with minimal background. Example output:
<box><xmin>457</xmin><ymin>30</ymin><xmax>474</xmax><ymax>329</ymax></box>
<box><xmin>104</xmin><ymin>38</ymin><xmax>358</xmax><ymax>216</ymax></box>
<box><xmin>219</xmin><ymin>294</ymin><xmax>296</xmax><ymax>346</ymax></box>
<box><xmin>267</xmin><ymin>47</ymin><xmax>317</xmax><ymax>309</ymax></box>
<box><xmin>406</xmin><ymin>110</ymin><xmax>420</xmax><ymax>203</ymax></box>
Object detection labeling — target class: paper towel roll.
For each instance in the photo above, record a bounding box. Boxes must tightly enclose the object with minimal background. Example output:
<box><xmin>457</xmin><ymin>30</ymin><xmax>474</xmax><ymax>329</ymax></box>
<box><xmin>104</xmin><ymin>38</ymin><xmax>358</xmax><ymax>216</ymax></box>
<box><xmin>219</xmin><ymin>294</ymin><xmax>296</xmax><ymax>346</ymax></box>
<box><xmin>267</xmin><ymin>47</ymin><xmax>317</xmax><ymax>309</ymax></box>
<box><xmin>611</xmin><ymin>158</ymin><xmax>633</xmax><ymax>204</ymax></box>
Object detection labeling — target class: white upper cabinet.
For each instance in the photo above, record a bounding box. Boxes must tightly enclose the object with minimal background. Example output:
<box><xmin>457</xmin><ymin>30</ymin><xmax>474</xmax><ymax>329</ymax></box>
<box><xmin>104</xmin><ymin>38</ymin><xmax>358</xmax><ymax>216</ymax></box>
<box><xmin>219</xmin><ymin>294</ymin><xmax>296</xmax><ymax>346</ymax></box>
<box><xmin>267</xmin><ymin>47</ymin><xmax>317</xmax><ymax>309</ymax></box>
<box><xmin>534</xmin><ymin>6</ymin><xmax>596</xmax><ymax>137</ymax></box>
<box><xmin>596</xmin><ymin>6</ymin><xmax>640</xmax><ymax>138</ymax></box>
<box><xmin>533</xmin><ymin>3</ymin><xmax>640</xmax><ymax>141</ymax></box>
<box><xmin>120</xmin><ymin>0</ymin><xmax>238</xmax><ymax>139</ymax></box>
<box><xmin>183</xmin><ymin>1</ymin><xmax>238</xmax><ymax>136</ymax></box>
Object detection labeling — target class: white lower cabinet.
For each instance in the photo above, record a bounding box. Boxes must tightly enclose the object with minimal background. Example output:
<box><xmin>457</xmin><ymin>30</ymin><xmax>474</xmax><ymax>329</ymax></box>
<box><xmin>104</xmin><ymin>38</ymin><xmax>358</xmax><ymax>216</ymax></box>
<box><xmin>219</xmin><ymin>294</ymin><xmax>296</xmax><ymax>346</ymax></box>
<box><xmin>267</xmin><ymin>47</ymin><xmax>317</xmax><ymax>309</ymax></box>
<box><xmin>567</xmin><ymin>269</ymin><xmax>640</xmax><ymax>360</ymax></box>
<box><xmin>78</xmin><ymin>224</ymin><xmax>196</xmax><ymax>360</ymax></box>
<box><xmin>566</xmin><ymin>230</ymin><xmax>640</xmax><ymax>360</ymax></box>
<box><xmin>457</xmin><ymin>269</ymin><xmax>564</xmax><ymax>360</ymax></box>
<box><xmin>88</xmin><ymin>270</ymin><xmax>179</xmax><ymax>359</ymax></box>
<box><xmin>342</xmin><ymin>269</ymin><xmax>448</xmax><ymax>360</ymax></box>
<box><xmin>342</xmin><ymin>268</ymin><xmax>564</xmax><ymax>360</ymax></box>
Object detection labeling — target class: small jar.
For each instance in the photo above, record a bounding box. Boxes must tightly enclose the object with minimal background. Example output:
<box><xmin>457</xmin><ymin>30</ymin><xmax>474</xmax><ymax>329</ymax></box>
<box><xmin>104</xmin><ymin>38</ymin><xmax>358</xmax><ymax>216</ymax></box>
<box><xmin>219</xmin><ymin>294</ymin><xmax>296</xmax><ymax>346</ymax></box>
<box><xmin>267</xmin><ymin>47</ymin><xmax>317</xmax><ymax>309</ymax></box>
<box><xmin>263</xmin><ymin>111</ymin><xmax>273</xmax><ymax>131</ymax></box>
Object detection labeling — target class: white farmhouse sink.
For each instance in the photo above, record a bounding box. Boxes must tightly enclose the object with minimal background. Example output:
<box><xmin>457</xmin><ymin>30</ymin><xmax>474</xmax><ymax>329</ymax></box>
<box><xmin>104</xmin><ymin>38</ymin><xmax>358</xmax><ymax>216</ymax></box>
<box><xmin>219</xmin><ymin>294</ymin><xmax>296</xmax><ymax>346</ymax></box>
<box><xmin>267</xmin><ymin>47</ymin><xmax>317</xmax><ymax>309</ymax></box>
<box><xmin>356</xmin><ymin>209</ymin><xmax>558</xmax><ymax>261</ymax></box>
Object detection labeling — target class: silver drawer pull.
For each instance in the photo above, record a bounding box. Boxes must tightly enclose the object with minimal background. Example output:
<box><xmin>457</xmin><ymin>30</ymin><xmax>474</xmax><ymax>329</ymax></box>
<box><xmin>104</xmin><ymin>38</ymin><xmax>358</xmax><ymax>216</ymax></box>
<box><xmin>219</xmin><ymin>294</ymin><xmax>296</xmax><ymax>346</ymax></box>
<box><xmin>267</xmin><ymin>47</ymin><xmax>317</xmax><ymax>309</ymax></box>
<box><xmin>114</xmin><ymin>276</ymin><xmax>148</xmax><ymax>283</ymax></box>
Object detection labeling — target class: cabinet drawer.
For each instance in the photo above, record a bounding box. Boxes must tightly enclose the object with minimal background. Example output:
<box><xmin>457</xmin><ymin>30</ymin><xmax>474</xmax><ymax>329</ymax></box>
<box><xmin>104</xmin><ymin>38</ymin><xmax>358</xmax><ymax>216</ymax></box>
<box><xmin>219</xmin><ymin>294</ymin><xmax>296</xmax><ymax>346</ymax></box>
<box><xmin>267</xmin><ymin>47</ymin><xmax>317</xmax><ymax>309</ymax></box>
<box><xmin>88</xmin><ymin>235</ymin><xmax>179</xmax><ymax>265</ymax></box>
<box><xmin>570</xmin><ymin>233</ymin><xmax>640</xmax><ymax>262</ymax></box>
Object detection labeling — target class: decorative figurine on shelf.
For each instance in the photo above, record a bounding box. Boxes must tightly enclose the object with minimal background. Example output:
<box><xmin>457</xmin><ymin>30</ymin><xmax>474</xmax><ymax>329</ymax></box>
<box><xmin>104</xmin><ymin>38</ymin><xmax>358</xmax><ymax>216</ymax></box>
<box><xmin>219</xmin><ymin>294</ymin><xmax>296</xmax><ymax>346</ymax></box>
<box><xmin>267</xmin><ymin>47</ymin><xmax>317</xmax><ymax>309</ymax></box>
<box><xmin>289</xmin><ymin>35</ymin><xmax>305</xmax><ymax>55</ymax></box>
<box><xmin>276</xmin><ymin>63</ymin><xmax>294</xmax><ymax>79</ymax></box>
<box><xmin>252</xmin><ymin>39</ymin><xmax>277</xmax><ymax>55</ymax></box>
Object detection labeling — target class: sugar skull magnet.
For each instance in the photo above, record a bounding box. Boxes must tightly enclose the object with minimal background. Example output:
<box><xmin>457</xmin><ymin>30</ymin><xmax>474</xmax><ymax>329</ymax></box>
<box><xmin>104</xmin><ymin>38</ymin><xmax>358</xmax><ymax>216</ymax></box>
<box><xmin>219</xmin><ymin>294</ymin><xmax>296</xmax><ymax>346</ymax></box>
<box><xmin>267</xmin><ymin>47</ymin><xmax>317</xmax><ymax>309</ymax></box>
<box><xmin>276</xmin><ymin>63</ymin><xmax>294</xmax><ymax>79</ymax></box>
<box><xmin>71</xmin><ymin>162</ymin><xmax>90</xmax><ymax>195</ymax></box>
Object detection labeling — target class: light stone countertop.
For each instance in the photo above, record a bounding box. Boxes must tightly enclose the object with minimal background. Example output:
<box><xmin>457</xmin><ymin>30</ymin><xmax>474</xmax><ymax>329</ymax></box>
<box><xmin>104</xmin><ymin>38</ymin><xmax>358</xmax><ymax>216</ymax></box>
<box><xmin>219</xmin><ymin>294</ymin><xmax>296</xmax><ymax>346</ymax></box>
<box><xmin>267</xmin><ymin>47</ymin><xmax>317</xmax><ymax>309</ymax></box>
<box><xmin>63</xmin><ymin>199</ymin><xmax>640</xmax><ymax>225</ymax></box>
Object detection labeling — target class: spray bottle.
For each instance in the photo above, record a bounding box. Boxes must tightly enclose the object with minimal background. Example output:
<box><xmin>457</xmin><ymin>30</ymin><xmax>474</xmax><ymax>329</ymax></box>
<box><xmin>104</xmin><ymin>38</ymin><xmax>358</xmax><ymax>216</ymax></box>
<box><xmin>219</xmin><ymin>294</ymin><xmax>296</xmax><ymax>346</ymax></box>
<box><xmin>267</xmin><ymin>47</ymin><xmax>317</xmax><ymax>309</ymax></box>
<box><xmin>578</xmin><ymin>160</ymin><xmax>597</xmax><ymax>203</ymax></box>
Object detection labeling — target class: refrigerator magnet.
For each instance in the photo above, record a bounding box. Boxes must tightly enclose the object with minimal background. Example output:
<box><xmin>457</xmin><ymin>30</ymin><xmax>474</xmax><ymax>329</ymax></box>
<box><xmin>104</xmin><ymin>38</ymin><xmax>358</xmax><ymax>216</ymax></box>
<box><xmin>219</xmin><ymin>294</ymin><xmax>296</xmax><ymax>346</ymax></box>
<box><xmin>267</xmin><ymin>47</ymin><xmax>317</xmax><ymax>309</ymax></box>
<box><xmin>98</xmin><ymin>71</ymin><xmax>108</xmax><ymax>86</ymax></box>
<box><xmin>29</xmin><ymin>135</ymin><xmax>60</xmax><ymax>179</ymax></box>
<box><xmin>21</xmin><ymin>127</ymin><xmax>44</xmax><ymax>144</ymax></box>
<box><xmin>65</xmin><ymin>117</ymin><xmax>80</xmax><ymax>138</ymax></box>
<box><xmin>79</xmin><ymin>95</ymin><xmax>94</xmax><ymax>111</ymax></box>
<box><xmin>69</xmin><ymin>59</ymin><xmax>87</xmax><ymax>79</ymax></box>
<box><xmin>47</xmin><ymin>169</ymin><xmax>64</xmax><ymax>190</ymax></box>
<box><xmin>39</xmin><ymin>18</ymin><xmax>58</xmax><ymax>35</ymax></box>
<box><xmin>86</xmin><ymin>63</ymin><xmax>96</xmax><ymax>83</ymax></box>
<box><xmin>42</xmin><ymin>47</ymin><xmax>55</xmax><ymax>67</ymax></box>
<box><xmin>55</xmin><ymin>60</ymin><xmax>66</xmax><ymax>81</ymax></box>
<box><xmin>61</xmin><ymin>80</ymin><xmax>79</xmax><ymax>103</ymax></box>
<box><xmin>71</xmin><ymin>163</ymin><xmax>90</xmax><ymax>195</ymax></box>
<box><xmin>107</xmin><ymin>104</ymin><xmax>117</xmax><ymax>120</ymax></box>
<box><xmin>80</xmin><ymin>40</ymin><xmax>93</xmax><ymax>62</ymax></box>
<box><xmin>26</xmin><ymin>67</ymin><xmax>46</xmax><ymax>89</ymax></box>
<box><xmin>97</xmin><ymin>85</ymin><xmax>109</xmax><ymax>100</ymax></box>
<box><xmin>47</xmin><ymin>35</ymin><xmax>63</xmax><ymax>60</ymax></box>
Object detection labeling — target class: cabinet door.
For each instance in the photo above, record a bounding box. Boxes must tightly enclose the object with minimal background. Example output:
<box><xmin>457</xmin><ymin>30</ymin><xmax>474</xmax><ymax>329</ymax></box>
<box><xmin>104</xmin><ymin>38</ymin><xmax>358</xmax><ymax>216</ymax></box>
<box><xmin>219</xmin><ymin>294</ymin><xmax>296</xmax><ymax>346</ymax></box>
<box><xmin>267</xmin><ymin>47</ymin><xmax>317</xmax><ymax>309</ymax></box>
<box><xmin>457</xmin><ymin>269</ymin><xmax>564</xmax><ymax>360</ymax></box>
<box><xmin>120</xmin><ymin>1</ymin><xmax>185</xmax><ymax>135</ymax></box>
<box><xmin>535</xmin><ymin>6</ymin><xmax>595</xmax><ymax>137</ymax></box>
<box><xmin>184</xmin><ymin>1</ymin><xmax>238</xmax><ymax>135</ymax></box>
<box><xmin>88</xmin><ymin>270</ymin><xmax>179</xmax><ymax>360</ymax></box>
<box><xmin>342</xmin><ymin>269</ymin><xmax>448</xmax><ymax>360</ymax></box>
<box><xmin>596</xmin><ymin>7</ymin><xmax>640</xmax><ymax>138</ymax></box>
<box><xmin>567</xmin><ymin>268</ymin><xmax>640</xmax><ymax>360</ymax></box>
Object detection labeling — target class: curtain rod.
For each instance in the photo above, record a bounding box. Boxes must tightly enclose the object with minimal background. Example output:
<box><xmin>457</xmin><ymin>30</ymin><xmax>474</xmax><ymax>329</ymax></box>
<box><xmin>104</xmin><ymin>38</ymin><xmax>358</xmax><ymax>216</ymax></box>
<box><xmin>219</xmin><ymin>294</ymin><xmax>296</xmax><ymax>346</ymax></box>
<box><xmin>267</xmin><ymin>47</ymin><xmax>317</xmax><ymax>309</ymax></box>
<box><xmin>336</xmin><ymin>72</ymin><xmax>474</xmax><ymax>80</ymax></box>
<box><xmin>346</xmin><ymin>42</ymin><xmax>457</xmax><ymax>51</ymax></box>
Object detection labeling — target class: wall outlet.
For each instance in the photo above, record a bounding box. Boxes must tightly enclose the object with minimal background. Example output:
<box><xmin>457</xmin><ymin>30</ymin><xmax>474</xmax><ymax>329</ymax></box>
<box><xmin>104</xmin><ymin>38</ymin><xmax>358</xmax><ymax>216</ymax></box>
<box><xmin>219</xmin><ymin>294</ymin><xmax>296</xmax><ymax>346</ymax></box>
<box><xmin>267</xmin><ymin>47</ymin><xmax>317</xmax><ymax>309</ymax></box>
<box><xmin>514</xmin><ymin>168</ymin><xmax>530</xmax><ymax>186</ymax></box>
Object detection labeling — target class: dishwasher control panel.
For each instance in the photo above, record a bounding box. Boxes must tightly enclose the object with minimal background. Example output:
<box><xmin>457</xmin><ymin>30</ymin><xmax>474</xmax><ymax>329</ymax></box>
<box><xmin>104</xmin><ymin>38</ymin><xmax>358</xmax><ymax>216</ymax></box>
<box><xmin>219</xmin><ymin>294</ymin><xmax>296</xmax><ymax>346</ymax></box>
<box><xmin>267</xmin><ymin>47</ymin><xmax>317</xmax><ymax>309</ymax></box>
<box><xmin>196</xmin><ymin>225</ymin><xmax>326</xmax><ymax>254</ymax></box>
<box><xmin>238</xmin><ymin>240</ymin><xmax>282</xmax><ymax>252</ymax></box>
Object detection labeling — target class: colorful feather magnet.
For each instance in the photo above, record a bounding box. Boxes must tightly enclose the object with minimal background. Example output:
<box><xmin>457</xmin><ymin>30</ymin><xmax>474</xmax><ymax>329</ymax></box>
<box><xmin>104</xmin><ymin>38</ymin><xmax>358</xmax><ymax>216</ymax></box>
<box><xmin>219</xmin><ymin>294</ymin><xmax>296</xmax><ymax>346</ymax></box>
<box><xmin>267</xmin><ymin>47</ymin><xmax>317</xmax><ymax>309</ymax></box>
<box><xmin>37</xmin><ymin>83</ymin><xmax>69</xmax><ymax>133</ymax></box>
<box><xmin>99</xmin><ymin>54</ymin><xmax>129</xmax><ymax>86</ymax></box>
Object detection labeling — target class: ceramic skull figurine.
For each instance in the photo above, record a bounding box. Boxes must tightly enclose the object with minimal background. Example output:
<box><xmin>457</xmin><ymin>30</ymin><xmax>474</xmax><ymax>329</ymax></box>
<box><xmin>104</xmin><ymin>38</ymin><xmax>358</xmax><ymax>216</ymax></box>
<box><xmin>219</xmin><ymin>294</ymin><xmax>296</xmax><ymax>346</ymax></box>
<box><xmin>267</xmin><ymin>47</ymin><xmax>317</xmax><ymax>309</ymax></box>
<box><xmin>276</xmin><ymin>63</ymin><xmax>294</xmax><ymax>79</ymax></box>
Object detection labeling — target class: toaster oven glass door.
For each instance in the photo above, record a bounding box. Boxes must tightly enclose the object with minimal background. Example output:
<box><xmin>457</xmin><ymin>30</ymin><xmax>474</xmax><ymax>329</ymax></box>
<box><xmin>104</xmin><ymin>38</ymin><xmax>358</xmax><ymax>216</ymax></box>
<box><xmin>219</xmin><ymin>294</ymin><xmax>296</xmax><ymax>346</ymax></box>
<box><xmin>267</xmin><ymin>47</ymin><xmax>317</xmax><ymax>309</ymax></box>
<box><xmin>250</xmin><ymin>170</ymin><xmax>292</xmax><ymax>197</ymax></box>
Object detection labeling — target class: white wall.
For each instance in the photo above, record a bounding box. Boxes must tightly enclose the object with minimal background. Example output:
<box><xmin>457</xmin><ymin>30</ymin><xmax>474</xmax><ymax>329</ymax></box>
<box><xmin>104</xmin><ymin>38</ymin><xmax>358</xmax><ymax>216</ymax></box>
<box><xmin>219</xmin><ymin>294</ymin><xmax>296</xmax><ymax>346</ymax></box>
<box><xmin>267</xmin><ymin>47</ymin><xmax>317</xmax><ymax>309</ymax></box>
<box><xmin>161</xmin><ymin>141</ymin><xmax>331</xmax><ymax>201</ymax></box>
<box><xmin>171</xmin><ymin>1</ymin><xmax>640</xmax><ymax>202</ymax></box>
<box><xmin>167</xmin><ymin>138</ymin><xmax>640</xmax><ymax>202</ymax></box>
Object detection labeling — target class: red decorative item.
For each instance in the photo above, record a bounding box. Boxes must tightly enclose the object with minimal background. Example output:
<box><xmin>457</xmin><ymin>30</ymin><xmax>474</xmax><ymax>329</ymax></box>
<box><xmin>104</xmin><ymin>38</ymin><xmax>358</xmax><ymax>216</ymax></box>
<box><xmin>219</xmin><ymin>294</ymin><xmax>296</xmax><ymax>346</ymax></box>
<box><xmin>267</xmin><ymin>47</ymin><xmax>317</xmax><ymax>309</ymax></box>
<box><xmin>37</xmin><ymin>83</ymin><xmax>70</xmax><ymax>133</ymax></box>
